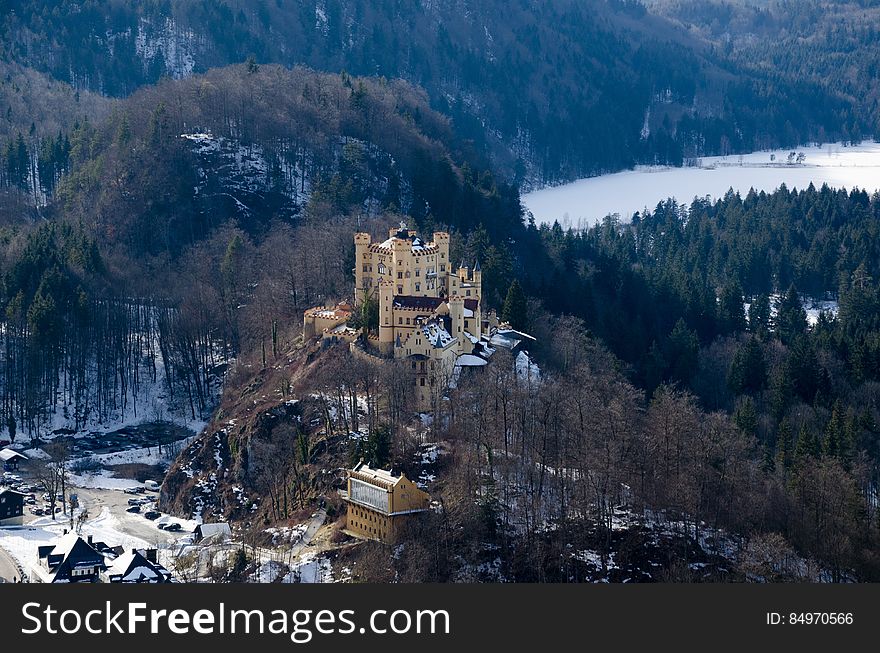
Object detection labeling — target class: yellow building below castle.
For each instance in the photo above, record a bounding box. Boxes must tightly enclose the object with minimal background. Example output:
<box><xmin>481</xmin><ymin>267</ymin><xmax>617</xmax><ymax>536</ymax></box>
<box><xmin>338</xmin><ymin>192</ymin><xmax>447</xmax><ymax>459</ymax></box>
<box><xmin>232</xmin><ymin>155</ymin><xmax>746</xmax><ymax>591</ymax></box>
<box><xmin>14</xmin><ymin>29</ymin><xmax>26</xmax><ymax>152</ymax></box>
<box><xmin>342</xmin><ymin>462</ymin><xmax>431</xmax><ymax>543</ymax></box>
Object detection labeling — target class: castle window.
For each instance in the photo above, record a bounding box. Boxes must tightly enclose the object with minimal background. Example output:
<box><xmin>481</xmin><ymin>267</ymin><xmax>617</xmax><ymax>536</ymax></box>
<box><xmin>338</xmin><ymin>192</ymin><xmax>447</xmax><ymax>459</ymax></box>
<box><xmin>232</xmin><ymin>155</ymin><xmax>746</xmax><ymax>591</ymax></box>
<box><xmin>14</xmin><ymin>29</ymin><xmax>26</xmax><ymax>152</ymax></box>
<box><xmin>378</xmin><ymin>263</ymin><xmax>387</xmax><ymax>274</ymax></box>
<box><xmin>363</xmin><ymin>265</ymin><xmax>368</xmax><ymax>272</ymax></box>
<box><xmin>415</xmin><ymin>269</ymin><xmax>420</xmax><ymax>277</ymax></box>
<box><xmin>398</xmin><ymin>317</ymin><xmax>403</xmax><ymax>324</ymax></box>
<box><xmin>398</xmin><ymin>286</ymin><xmax>403</xmax><ymax>294</ymax></box>
<box><xmin>440</xmin><ymin>264</ymin><xmax>446</xmax><ymax>271</ymax></box>
<box><xmin>406</xmin><ymin>318</ymin><xmax>410</xmax><ymax>325</ymax></box>
<box><xmin>398</xmin><ymin>271</ymin><xmax>403</xmax><ymax>279</ymax></box>
<box><xmin>415</xmin><ymin>283</ymin><xmax>420</xmax><ymax>292</ymax></box>
<box><xmin>420</xmin><ymin>378</ymin><xmax>425</xmax><ymax>386</ymax></box>
<box><xmin>466</xmin><ymin>290</ymin><xmax>471</xmax><ymax>296</ymax></box>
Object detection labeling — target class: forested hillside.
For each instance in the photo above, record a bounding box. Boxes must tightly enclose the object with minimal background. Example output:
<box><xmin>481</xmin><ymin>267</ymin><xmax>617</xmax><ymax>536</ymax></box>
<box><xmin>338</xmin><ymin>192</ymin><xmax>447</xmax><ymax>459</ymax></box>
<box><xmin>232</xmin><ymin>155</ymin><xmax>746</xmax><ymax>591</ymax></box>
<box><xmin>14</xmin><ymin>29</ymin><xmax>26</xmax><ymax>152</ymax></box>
<box><xmin>0</xmin><ymin>62</ymin><xmax>516</xmax><ymax>439</ymax></box>
<box><xmin>0</xmin><ymin>0</ymin><xmax>867</xmax><ymax>185</ymax></box>
<box><xmin>650</xmin><ymin>0</ymin><xmax>880</xmax><ymax>140</ymax></box>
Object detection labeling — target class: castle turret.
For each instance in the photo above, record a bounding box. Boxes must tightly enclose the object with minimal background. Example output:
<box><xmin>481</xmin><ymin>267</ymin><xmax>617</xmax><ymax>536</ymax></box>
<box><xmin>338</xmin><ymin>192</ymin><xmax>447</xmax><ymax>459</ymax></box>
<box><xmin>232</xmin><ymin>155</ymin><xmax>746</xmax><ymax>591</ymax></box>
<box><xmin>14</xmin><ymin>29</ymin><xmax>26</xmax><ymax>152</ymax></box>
<box><xmin>354</xmin><ymin>232</ymin><xmax>371</xmax><ymax>297</ymax></box>
<box><xmin>432</xmin><ymin>231</ymin><xmax>450</xmax><ymax>292</ymax></box>
<box><xmin>448</xmin><ymin>295</ymin><xmax>465</xmax><ymax>348</ymax></box>
<box><xmin>378</xmin><ymin>278</ymin><xmax>395</xmax><ymax>355</ymax></box>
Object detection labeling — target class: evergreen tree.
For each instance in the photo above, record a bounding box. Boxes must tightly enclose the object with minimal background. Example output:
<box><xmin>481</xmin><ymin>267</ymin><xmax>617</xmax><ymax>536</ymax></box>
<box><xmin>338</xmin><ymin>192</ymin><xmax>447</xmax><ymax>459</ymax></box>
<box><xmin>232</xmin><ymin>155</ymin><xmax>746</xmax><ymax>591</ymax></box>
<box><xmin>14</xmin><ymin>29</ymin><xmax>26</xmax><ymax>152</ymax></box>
<box><xmin>794</xmin><ymin>423</ymin><xmax>820</xmax><ymax>463</ymax></box>
<box><xmin>366</xmin><ymin>425</ymin><xmax>391</xmax><ymax>467</ymax></box>
<box><xmin>728</xmin><ymin>336</ymin><xmax>767</xmax><ymax>394</ymax></box>
<box><xmin>718</xmin><ymin>280</ymin><xmax>747</xmax><ymax>334</ymax></box>
<box><xmin>501</xmin><ymin>279</ymin><xmax>528</xmax><ymax>330</ymax></box>
<box><xmin>775</xmin><ymin>419</ymin><xmax>792</xmax><ymax>471</ymax></box>
<box><xmin>748</xmin><ymin>294</ymin><xmax>771</xmax><ymax>337</ymax></box>
<box><xmin>776</xmin><ymin>285</ymin><xmax>808</xmax><ymax>344</ymax></box>
<box><xmin>661</xmin><ymin>318</ymin><xmax>699</xmax><ymax>386</ymax></box>
<box><xmin>734</xmin><ymin>396</ymin><xmax>758</xmax><ymax>438</ymax></box>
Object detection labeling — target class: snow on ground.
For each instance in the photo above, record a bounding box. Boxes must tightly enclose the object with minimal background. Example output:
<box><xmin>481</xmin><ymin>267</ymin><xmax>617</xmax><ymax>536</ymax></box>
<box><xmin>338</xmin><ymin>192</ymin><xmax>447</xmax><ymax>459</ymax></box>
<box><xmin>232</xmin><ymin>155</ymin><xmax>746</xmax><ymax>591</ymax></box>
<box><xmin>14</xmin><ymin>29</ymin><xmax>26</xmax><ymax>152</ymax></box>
<box><xmin>523</xmin><ymin>141</ymin><xmax>880</xmax><ymax>228</ymax></box>
<box><xmin>0</xmin><ymin>507</ymin><xmax>150</xmax><ymax>574</ymax></box>
<box><xmin>744</xmin><ymin>295</ymin><xmax>840</xmax><ymax>328</ymax></box>
<box><xmin>90</xmin><ymin>437</ymin><xmax>196</xmax><ymax>466</ymax></box>
<box><xmin>282</xmin><ymin>551</ymin><xmax>333</xmax><ymax>583</ymax></box>
<box><xmin>515</xmin><ymin>351</ymin><xmax>541</xmax><ymax>382</ymax></box>
<box><xmin>68</xmin><ymin>470</ymin><xmax>142</xmax><ymax>491</ymax></box>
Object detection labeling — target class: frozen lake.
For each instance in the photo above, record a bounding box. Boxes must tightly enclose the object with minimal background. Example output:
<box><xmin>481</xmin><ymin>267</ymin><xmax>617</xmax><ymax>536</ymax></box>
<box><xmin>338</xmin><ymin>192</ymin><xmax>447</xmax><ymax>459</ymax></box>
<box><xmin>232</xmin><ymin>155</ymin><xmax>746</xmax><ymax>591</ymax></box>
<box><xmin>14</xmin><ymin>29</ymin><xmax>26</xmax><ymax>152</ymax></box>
<box><xmin>522</xmin><ymin>141</ymin><xmax>880</xmax><ymax>228</ymax></box>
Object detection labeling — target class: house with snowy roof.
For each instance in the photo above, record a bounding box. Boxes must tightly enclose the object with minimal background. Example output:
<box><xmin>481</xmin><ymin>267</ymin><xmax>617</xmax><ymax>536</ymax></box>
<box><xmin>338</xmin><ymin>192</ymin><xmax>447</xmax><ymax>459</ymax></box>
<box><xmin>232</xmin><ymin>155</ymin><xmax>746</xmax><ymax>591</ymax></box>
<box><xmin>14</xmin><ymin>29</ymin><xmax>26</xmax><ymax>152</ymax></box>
<box><xmin>342</xmin><ymin>462</ymin><xmax>431</xmax><ymax>543</ymax></box>
<box><xmin>103</xmin><ymin>548</ymin><xmax>173</xmax><ymax>583</ymax></box>
<box><xmin>34</xmin><ymin>533</ymin><xmax>114</xmax><ymax>583</ymax></box>
<box><xmin>0</xmin><ymin>447</ymin><xmax>27</xmax><ymax>471</ymax></box>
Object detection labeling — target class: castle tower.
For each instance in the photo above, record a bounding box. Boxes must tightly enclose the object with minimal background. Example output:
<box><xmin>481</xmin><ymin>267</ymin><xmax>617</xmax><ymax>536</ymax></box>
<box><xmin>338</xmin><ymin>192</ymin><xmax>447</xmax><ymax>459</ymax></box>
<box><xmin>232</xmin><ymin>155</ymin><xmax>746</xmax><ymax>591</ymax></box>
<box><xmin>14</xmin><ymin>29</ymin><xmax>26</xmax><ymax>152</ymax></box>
<box><xmin>392</xmin><ymin>236</ymin><xmax>410</xmax><ymax>296</ymax></box>
<box><xmin>432</xmin><ymin>231</ymin><xmax>450</xmax><ymax>293</ymax></box>
<box><xmin>378</xmin><ymin>278</ymin><xmax>395</xmax><ymax>354</ymax></box>
<box><xmin>448</xmin><ymin>295</ymin><xmax>465</xmax><ymax>348</ymax></box>
<box><xmin>354</xmin><ymin>232</ymin><xmax>371</xmax><ymax>298</ymax></box>
<box><xmin>472</xmin><ymin>261</ymin><xmax>483</xmax><ymax>338</ymax></box>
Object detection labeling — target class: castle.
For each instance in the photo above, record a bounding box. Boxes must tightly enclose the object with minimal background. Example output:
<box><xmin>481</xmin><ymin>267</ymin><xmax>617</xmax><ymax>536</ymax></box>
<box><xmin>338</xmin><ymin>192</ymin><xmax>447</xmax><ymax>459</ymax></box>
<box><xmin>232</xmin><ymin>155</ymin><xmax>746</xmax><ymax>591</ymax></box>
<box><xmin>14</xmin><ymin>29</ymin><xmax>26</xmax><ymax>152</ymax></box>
<box><xmin>304</xmin><ymin>223</ymin><xmax>536</xmax><ymax>410</ymax></box>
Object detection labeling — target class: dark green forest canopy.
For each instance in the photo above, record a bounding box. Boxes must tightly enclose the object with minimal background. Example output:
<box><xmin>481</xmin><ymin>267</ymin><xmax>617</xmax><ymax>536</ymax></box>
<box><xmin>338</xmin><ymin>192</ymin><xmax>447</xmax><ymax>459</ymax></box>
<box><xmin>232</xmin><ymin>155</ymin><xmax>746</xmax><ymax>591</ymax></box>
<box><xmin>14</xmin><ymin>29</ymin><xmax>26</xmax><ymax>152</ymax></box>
<box><xmin>520</xmin><ymin>184</ymin><xmax>880</xmax><ymax>399</ymax></box>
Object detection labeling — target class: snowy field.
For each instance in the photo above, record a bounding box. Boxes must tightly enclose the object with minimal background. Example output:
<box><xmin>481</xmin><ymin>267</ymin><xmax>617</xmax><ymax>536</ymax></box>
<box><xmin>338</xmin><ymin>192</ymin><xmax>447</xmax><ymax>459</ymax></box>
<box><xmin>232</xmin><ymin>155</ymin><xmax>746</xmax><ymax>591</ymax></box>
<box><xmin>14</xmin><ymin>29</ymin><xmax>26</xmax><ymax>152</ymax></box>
<box><xmin>523</xmin><ymin>141</ymin><xmax>880</xmax><ymax>228</ymax></box>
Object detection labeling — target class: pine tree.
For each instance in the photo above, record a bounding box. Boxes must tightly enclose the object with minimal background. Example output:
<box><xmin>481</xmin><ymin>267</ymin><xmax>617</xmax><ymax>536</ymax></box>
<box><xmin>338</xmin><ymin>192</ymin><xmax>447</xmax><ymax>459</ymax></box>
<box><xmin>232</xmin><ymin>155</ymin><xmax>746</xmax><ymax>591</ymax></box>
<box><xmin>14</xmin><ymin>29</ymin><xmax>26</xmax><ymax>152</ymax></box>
<box><xmin>718</xmin><ymin>280</ymin><xmax>747</xmax><ymax>334</ymax></box>
<box><xmin>776</xmin><ymin>284</ymin><xmax>807</xmax><ymax>344</ymax></box>
<box><xmin>748</xmin><ymin>294</ymin><xmax>771</xmax><ymax>337</ymax></box>
<box><xmin>794</xmin><ymin>424</ymin><xmax>819</xmax><ymax>463</ymax></box>
<box><xmin>501</xmin><ymin>279</ymin><xmax>528</xmax><ymax>330</ymax></box>
<box><xmin>728</xmin><ymin>336</ymin><xmax>767</xmax><ymax>394</ymax></box>
<box><xmin>823</xmin><ymin>401</ymin><xmax>843</xmax><ymax>458</ymax></box>
<box><xmin>734</xmin><ymin>396</ymin><xmax>758</xmax><ymax>437</ymax></box>
<box><xmin>775</xmin><ymin>419</ymin><xmax>792</xmax><ymax>471</ymax></box>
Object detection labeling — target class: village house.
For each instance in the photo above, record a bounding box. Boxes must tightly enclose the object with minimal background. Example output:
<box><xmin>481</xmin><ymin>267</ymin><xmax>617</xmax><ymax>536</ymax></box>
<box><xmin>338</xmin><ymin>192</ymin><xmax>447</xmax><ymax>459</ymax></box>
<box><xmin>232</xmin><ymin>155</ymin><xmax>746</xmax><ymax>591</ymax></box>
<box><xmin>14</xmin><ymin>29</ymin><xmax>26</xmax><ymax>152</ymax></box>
<box><xmin>0</xmin><ymin>487</ymin><xmax>25</xmax><ymax>526</ymax></box>
<box><xmin>342</xmin><ymin>462</ymin><xmax>431</xmax><ymax>543</ymax></box>
<box><xmin>34</xmin><ymin>532</ymin><xmax>118</xmax><ymax>583</ymax></box>
<box><xmin>193</xmin><ymin>522</ymin><xmax>232</xmax><ymax>544</ymax></box>
<box><xmin>0</xmin><ymin>448</ymin><xmax>27</xmax><ymax>471</ymax></box>
<box><xmin>103</xmin><ymin>548</ymin><xmax>173</xmax><ymax>583</ymax></box>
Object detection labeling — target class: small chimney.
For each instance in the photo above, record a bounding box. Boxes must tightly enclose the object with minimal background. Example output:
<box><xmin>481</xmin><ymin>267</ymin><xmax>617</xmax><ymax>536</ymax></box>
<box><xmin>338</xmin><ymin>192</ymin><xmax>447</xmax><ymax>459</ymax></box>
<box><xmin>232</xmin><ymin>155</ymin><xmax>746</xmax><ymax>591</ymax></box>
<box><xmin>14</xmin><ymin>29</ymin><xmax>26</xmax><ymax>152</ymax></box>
<box><xmin>63</xmin><ymin>529</ymin><xmax>68</xmax><ymax>535</ymax></box>
<box><xmin>87</xmin><ymin>535</ymin><xmax>93</xmax><ymax>544</ymax></box>
<box><xmin>145</xmin><ymin>549</ymin><xmax>157</xmax><ymax>563</ymax></box>
<box><xmin>131</xmin><ymin>548</ymin><xmax>138</xmax><ymax>555</ymax></box>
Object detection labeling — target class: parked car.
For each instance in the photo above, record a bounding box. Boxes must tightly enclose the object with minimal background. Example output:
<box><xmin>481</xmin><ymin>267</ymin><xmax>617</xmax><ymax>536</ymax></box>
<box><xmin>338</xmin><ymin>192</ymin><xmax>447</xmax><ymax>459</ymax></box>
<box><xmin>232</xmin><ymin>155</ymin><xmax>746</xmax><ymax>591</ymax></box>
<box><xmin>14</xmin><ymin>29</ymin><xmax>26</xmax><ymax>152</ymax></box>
<box><xmin>143</xmin><ymin>511</ymin><xmax>161</xmax><ymax>520</ymax></box>
<box><xmin>126</xmin><ymin>505</ymin><xmax>140</xmax><ymax>513</ymax></box>
<box><xmin>157</xmin><ymin>522</ymin><xmax>168</xmax><ymax>530</ymax></box>
<box><xmin>123</xmin><ymin>487</ymin><xmax>139</xmax><ymax>495</ymax></box>
<box><xmin>144</xmin><ymin>480</ymin><xmax>160</xmax><ymax>491</ymax></box>
<box><xmin>164</xmin><ymin>522</ymin><xmax>182</xmax><ymax>532</ymax></box>
<box><xmin>30</xmin><ymin>507</ymin><xmax>44</xmax><ymax>515</ymax></box>
<box><xmin>127</xmin><ymin>498</ymin><xmax>142</xmax><ymax>506</ymax></box>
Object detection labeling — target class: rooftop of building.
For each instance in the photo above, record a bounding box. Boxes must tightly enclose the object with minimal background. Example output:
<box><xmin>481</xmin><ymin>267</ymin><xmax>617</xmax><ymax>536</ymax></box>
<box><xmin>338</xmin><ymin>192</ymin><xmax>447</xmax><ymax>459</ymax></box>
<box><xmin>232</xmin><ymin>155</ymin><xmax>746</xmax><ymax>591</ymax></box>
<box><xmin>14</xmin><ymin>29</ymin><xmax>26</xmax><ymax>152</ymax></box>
<box><xmin>351</xmin><ymin>462</ymin><xmax>403</xmax><ymax>487</ymax></box>
<box><xmin>393</xmin><ymin>295</ymin><xmax>445</xmax><ymax>311</ymax></box>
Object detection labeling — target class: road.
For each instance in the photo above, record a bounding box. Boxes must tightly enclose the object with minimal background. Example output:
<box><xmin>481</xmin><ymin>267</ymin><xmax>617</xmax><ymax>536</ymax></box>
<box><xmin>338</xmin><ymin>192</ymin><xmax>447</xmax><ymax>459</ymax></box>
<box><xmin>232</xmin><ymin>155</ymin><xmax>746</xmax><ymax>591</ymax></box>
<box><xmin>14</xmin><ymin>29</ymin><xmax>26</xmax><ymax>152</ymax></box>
<box><xmin>0</xmin><ymin>545</ymin><xmax>20</xmax><ymax>583</ymax></box>
<box><xmin>71</xmin><ymin>485</ymin><xmax>185</xmax><ymax>546</ymax></box>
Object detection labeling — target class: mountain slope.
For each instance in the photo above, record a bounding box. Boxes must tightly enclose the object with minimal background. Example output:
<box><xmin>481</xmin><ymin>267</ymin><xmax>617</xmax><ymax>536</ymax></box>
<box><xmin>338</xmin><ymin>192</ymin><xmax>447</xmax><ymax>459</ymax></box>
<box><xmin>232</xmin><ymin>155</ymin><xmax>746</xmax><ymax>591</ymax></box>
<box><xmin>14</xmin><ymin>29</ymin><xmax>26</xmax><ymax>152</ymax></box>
<box><xmin>51</xmin><ymin>63</ymin><xmax>521</xmax><ymax>256</ymax></box>
<box><xmin>1</xmin><ymin>0</ymin><xmax>862</xmax><ymax>185</ymax></box>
